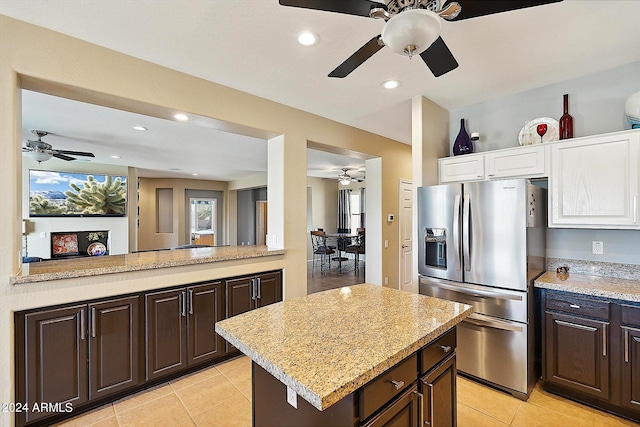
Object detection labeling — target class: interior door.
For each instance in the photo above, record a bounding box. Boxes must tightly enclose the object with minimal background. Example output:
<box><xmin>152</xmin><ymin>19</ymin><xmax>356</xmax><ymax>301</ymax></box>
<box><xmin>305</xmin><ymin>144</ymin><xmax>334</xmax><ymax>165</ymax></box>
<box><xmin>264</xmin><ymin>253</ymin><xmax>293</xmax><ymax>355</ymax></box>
<box><xmin>399</xmin><ymin>180</ymin><xmax>413</xmax><ymax>292</ymax></box>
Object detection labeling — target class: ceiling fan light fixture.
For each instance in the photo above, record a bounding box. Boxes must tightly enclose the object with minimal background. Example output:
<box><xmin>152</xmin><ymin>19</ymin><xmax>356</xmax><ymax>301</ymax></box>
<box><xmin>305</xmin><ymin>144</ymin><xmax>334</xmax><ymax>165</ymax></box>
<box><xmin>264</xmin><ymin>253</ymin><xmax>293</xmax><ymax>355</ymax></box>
<box><xmin>25</xmin><ymin>151</ymin><xmax>53</xmax><ymax>162</ymax></box>
<box><xmin>339</xmin><ymin>176</ymin><xmax>352</xmax><ymax>186</ymax></box>
<box><xmin>381</xmin><ymin>9</ymin><xmax>442</xmax><ymax>58</ymax></box>
<box><xmin>297</xmin><ymin>31</ymin><xmax>319</xmax><ymax>46</ymax></box>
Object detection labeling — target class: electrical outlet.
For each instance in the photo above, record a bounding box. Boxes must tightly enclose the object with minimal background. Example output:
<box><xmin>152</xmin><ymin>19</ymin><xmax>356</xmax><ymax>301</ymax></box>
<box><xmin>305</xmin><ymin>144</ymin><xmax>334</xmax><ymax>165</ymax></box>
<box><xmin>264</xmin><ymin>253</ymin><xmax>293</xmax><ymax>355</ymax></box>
<box><xmin>287</xmin><ymin>386</ymin><xmax>297</xmax><ymax>409</ymax></box>
<box><xmin>384</xmin><ymin>240</ymin><xmax>388</xmax><ymax>248</ymax></box>
<box><xmin>592</xmin><ymin>241</ymin><xmax>604</xmax><ymax>255</ymax></box>
<box><xmin>384</xmin><ymin>277</ymin><xmax>389</xmax><ymax>285</ymax></box>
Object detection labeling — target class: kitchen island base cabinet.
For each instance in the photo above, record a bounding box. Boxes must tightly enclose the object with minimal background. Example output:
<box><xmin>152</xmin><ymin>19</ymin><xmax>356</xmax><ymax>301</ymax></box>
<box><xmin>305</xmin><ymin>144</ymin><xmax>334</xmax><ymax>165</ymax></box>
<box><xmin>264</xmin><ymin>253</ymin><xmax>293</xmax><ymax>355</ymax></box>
<box><xmin>250</xmin><ymin>328</ymin><xmax>457</xmax><ymax>427</ymax></box>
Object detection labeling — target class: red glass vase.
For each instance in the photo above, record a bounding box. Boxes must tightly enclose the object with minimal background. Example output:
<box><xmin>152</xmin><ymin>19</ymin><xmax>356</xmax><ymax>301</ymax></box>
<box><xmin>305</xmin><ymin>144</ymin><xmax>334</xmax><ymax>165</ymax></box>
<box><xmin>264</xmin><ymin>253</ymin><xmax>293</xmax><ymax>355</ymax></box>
<box><xmin>559</xmin><ymin>94</ymin><xmax>573</xmax><ymax>140</ymax></box>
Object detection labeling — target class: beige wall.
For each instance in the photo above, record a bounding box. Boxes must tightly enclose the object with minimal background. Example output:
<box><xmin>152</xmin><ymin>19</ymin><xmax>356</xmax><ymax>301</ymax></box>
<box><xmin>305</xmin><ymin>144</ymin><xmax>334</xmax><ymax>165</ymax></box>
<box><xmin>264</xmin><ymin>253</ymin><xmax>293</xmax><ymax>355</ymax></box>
<box><xmin>411</xmin><ymin>96</ymin><xmax>449</xmax><ymax>292</ymax></box>
<box><xmin>138</xmin><ymin>177</ymin><xmax>228</xmax><ymax>250</ymax></box>
<box><xmin>0</xmin><ymin>15</ymin><xmax>412</xmax><ymax>424</ymax></box>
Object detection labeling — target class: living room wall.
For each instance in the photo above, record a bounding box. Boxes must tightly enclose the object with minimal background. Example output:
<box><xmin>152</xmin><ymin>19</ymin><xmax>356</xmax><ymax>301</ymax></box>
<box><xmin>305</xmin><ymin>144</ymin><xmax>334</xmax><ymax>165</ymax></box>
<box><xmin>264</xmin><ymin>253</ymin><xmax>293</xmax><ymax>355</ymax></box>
<box><xmin>21</xmin><ymin>157</ymin><xmax>132</xmax><ymax>258</ymax></box>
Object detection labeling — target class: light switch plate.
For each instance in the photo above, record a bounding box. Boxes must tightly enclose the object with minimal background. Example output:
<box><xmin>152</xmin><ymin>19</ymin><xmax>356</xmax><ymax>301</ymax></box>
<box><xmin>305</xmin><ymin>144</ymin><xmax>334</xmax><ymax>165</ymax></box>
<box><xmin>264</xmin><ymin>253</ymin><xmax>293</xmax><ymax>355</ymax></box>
<box><xmin>287</xmin><ymin>386</ymin><xmax>297</xmax><ymax>409</ymax></box>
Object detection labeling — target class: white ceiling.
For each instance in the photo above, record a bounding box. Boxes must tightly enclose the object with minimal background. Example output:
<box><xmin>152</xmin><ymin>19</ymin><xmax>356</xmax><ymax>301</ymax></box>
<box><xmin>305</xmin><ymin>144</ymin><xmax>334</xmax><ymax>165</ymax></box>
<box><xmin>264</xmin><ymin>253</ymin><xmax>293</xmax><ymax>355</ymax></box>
<box><xmin>3</xmin><ymin>0</ymin><xmax>640</xmax><ymax>178</ymax></box>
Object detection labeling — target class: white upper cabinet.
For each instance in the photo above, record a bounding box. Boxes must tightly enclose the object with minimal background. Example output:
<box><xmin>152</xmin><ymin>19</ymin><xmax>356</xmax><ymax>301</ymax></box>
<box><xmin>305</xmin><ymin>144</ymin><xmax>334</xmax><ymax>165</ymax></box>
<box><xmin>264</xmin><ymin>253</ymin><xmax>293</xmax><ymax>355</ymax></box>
<box><xmin>549</xmin><ymin>130</ymin><xmax>640</xmax><ymax>229</ymax></box>
<box><xmin>439</xmin><ymin>144</ymin><xmax>548</xmax><ymax>183</ymax></box>
<box><xmin>485</xmin><ymin>145</ymin><xmax>548</xmax><ymax>180</ymax></box>
<box><xmin>438</xmin><ymin>154</ymin><xmax>484</xmax><ymax>183</ymax></box>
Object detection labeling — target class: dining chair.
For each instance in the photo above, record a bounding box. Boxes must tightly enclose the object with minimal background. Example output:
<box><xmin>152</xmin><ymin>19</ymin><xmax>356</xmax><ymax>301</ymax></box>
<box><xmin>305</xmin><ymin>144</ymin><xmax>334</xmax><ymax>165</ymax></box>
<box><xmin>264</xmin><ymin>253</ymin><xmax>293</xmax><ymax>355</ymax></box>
<box><xmin>310</xmin><ymin>230</ymin><xmax>335</xmax><ymax>276</ymax></box>
<box><xmin>345</xmin><ymin>228</ymin><xmax>365</xmax><ymax>273</ymax></box>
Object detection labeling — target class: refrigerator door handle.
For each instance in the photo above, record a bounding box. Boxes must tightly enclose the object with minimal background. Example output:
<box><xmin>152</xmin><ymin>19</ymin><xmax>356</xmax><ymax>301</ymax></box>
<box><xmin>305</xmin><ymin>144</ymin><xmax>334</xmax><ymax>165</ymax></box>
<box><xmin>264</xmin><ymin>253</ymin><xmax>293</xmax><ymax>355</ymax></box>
<box><xmin>462</xmin><ymin>193</ymin><xmax>471</xmax><ymax>272</ymax></box>
<box><xmin>422</xmin><ymin>278</ymin><xmax>523</xmax><ymax>301</ymax></box>
<box><xmin>465</xmin><ymin>313</ymin><xmax>524</xmax><ymax>332</ymax></box>
<box><xmin>453</xmin><ymin>194</ymin><xmax>461</xmax><ymax>271</ymax></box>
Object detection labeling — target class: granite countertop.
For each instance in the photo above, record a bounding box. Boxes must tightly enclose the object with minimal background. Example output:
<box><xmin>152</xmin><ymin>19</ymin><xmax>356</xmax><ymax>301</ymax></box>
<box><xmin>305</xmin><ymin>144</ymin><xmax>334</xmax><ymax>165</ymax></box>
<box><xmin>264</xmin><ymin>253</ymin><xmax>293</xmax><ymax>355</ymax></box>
<box><xmin>534</xmin><ymin>271</ymin><xmax>640</xmax><ymax>303</ymax></box>
<box><xmin>11</xmin><ymin>245</ymin><xmax>285</xmax><ymax>285</ymax></box>
<box><xmin>215</xmin><ymin>283</ymin><xmax>473</xmax><ymax>411</ymax></box>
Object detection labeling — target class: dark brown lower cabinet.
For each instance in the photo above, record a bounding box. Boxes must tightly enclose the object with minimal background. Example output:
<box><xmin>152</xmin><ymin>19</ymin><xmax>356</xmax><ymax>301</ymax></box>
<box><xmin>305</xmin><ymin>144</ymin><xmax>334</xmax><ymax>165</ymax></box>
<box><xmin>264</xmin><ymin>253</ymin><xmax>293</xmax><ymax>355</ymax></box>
<box><xmin>544</xmin><ymin>311</ymin><xmax>610</xmax><ymax>399</ymax></box>
<box><xmin>621</xmin><ymin>303</ymin><xmax>640</xmax><ymax>412</ymax></box>
<box><xmin>16</xmin><ymin>296</ymin><xmax>140</xmax><ymax>426</ymax></box>
<box><xmin>420</xmin><ymin>353</ymin><xmax>456</xmax><ymax>427</ymax></box>
<box><xmin>251</xmin><ymin>328</ymin><xmax>456</xmax><ymax>427</ymax></box>
<box><xmin>542</xmin><ymin>290</ymin><xmax>640</xmax><ymax>423</ymax></box>
<box><xmin>15</xmin><ymin>270</ymin><xmax>281</xmax><ymax>426</ymax></box>
<box><xmin>362</xmin><ymin>385</ymin><xmax>420</xmax><ymax>427</ymax></box>
<box><xmin>89</xmin><ymin>296</ymin><xmax>140</xmax><ymax>399</ymax></box>
<box><xmin>145</xmin><ymin>281</ymin><xmax>226</xmax><ymax>381</ymax></box>
<box><xmin>621</xmin><ymin>326</ymin><xmax>640</xmax><ymax>410</ymax></box>
<box><xmin>226</xmin><ymin>271</ymin><xmax>282</xmax><ymax>353</ymax></box>
<box><xmin>18</xmin><ymin>305</ymin><xmax>89</xmax><ymax>426</ymax></box>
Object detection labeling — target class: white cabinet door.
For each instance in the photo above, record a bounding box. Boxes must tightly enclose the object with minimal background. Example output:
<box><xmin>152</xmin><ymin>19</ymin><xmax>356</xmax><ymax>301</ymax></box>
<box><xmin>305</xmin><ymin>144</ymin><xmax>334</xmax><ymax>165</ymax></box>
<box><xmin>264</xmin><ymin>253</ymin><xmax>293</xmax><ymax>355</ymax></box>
<box><xmin>438</xmin><ymin>154</ymin><xmax>484</xmax><ymax>183</ymax></box>
<box><xmin>485</xmin><ymin>145</ymin><xmax>548</xmax><ymax>179</ymax></box>
<box><xmin>550</xmin><ymin>130</ymin><xmax>640</xmax><ymax>228</ymax></box>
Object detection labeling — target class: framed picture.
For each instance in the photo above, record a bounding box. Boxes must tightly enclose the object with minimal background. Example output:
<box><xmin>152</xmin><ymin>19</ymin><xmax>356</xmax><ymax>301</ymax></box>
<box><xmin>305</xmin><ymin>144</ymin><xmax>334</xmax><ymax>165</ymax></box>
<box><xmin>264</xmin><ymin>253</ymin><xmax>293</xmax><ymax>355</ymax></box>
<box><xmin>52</xmin><ymin>234</ymin><xmax>79</xmax><ymax>256</ymax></box>
<box><xmin>29</xmin><ymin>170</ymin><xmax>127</xmax><ymax>217</ymax></box>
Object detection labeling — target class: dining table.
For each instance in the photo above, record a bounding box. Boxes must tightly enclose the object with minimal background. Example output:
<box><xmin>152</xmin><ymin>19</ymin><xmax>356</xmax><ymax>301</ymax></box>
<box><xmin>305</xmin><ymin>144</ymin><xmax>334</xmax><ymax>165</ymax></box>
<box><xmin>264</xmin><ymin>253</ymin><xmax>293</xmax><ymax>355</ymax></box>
<box><xmin>326</xmin><ymin>232</ymin><xmax>357</xmax><ymax>272</ymax></box>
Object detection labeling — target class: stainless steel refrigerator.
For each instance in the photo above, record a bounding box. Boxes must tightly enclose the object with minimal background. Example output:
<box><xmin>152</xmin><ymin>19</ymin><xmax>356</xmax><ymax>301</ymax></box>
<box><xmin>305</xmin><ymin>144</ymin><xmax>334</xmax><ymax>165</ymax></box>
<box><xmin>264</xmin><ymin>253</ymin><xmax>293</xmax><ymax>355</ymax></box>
<box><xmin>418</xmin><ymin>178</ymin><xmax>545</xmax><ymax>400</ymax></box>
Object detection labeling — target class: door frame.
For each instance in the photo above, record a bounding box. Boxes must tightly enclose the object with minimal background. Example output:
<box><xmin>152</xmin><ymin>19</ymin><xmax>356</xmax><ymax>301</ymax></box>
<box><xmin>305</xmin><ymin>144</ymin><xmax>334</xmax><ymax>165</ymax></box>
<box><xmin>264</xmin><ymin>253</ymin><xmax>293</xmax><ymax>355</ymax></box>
<box><xmin>399</xmin><ymin>179</ymin><xmax>414</xmax><ymax>292</ymax></box>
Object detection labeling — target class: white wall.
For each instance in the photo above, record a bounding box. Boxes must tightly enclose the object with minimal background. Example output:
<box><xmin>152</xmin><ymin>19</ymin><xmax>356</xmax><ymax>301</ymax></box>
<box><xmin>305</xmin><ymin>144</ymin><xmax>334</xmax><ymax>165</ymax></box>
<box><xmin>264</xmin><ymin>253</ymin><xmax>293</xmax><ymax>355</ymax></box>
<box><xmin>450</xmin><ymin>61</ymin><xmax>640</xmax><ymax>153</ymax></box>
<box><xmin>22</xmin><ymin>157</ymin><xmax>130</xmax><ymax>258</ymax></box>
<box><xmin>450</xmin><ymin>61</ymin><xmax>640</xmax><ymax>265</ymax></box>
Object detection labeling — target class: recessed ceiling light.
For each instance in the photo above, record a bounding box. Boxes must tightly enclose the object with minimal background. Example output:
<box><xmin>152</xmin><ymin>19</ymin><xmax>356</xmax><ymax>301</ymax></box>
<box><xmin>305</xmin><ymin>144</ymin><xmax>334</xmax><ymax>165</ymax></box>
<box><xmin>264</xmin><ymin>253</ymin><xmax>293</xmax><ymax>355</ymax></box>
<box><xmin>110</xmin><ymin>155</ymin><xmax>121</xmax><ymax>159</ymax></box>
<box><xmin>132</xmin><ymin>126</ymin><xmax>147</xmax><ymax>131</ymax></box>
<box><xmin>174</xmin><ymin>113</ymin><xmax>189</xmax><ymax>121</ymax></box>
<box><xmin>297</xmin><ymin>31</ymin><xmax>319</xmax><ymax>46</ymax></box>
<box><xmin>192</xmin><ymin>173</ymin><xmax>199</xmax><ymax>176</ymax></box>
<box><xmin>382</xmin><ymin>80</ymin><xmax>401</xmax><ymax>89</ymax></box>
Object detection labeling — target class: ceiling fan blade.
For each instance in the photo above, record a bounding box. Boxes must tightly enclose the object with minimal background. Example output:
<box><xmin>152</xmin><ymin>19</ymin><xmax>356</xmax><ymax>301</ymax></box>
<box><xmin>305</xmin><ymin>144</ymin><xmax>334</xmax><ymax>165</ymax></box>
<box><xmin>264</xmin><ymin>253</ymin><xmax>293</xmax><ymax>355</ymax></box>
<box><xmin>419</xmin><ymin>37</ymin><xmax>459</xmax><ymax>77</ymax></box>
<box><xmin>278</xmin><ymin>0</ymin><xmax>386</xmax><ymax>17</ymax></box>
<box><xmin>53</xmin><ymin>153</ymin><xmax>76</xmax><ymax>161</ymax></box>
<box><xmin>329</xmin><ymin>36</ymin><xmax>384</xmax><ymax>78</ymax></box>
<box><xmin>56</xmin><ymin>149</ymin><xmax>95</xmax><ymax>157</ymax></box>
<box><xmin>448</xmin><ymin>0</ymin><xmax>562</xmax><ymax>20</ymax></box>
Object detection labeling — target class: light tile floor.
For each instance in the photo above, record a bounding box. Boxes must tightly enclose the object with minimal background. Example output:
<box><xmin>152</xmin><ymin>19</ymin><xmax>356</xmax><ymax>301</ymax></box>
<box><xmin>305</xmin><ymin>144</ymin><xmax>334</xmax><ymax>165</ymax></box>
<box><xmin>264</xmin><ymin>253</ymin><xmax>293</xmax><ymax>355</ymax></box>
<box><xmin>54</xmin><ymin>355</ymin><xmax>638</xmax><ymax>427</ymax></box>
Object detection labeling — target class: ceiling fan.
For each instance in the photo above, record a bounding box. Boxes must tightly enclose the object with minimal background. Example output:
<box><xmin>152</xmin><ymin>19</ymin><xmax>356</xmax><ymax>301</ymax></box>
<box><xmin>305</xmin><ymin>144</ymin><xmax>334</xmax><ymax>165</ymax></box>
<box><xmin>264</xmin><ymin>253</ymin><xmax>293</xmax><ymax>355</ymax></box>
<box><xmin>279</xmin><ymin>0</ymin><xmax>562</xmax><ymax>78</ymax></box>
<box><xmin>22</xmin><ymin>130</ymin><xmax>96</xmax><ymax>163</ymax></box>
<box><xmin>338</xmin><ymin>168</ymin><xmax>365</xmax><ymax>185</ymax></box>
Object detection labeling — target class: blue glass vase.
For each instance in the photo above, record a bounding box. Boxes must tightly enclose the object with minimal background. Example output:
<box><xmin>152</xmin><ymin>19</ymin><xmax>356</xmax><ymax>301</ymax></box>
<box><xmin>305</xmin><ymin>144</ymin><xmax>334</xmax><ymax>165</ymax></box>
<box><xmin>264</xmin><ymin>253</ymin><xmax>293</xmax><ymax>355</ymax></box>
<box><xmin>453</xmin><ymin>118</ymin><xmax>473</xmax><ymax>156</ymax></box>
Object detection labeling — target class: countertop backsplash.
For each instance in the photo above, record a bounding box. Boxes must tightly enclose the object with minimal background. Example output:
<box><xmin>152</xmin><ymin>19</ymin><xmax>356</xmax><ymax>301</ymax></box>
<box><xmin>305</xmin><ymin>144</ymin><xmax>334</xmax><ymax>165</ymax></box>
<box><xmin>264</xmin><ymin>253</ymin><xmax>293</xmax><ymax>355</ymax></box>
<box><xmin>547</xmin><ymin>257</ymin><xmax>640</xmax><ymax>281</ymax></box>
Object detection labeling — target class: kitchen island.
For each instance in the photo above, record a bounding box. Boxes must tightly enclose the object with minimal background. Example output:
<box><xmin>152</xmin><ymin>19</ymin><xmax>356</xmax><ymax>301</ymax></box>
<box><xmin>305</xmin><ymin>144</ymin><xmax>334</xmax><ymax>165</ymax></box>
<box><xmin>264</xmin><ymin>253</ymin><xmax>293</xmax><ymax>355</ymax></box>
<box><xmin>215</xmin><ymin>283</ymin><xmax>473</xmax><ymax>426</ymax></box>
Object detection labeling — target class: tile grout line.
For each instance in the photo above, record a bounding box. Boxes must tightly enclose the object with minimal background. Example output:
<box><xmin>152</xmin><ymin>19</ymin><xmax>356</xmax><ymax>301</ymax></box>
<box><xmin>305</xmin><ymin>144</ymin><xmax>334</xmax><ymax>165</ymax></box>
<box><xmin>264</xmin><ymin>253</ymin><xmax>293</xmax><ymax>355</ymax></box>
<box><xmin>169</xmin><ymin>382</ymin><xmax>198</xmax><ymax>427</ymax></box>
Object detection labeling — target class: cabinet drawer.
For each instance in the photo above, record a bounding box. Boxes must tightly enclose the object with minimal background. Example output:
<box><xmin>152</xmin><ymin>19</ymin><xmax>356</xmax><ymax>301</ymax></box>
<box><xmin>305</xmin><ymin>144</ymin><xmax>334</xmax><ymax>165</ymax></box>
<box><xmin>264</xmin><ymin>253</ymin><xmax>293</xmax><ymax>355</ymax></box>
<box><xmin>360</xmin><ymin>354</ymin><xmax>417</xmax><ymax>421</ymax></box>
<box><xmin>420</xmin><ymin>328</ymin><xmax>456</xmax><ymax>375</ymax></box>
<box><xmin>546</xmin><ymin>292</ymin><xmax>610</xmax><ymax>321</ymax></box>
<box><xmin>621</xmin><ymin>304</ymin><xmax>640</xmax><ymax>327</ymax></box>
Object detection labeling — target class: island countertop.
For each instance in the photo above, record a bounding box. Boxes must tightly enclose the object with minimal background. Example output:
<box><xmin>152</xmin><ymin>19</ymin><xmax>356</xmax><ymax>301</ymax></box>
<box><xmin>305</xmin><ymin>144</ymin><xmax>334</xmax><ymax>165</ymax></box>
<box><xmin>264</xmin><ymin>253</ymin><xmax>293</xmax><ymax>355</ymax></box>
<box><xmin>215</xmin><ymin>283</ymin><xmax>473</xmax><ymax>411</ymax></box>
<box><xmin>11</xmin><ymin>245</ymin><xmax>285</xmax><ymax>285</ymax></box>
<box><xmin>534</xmin><ymin>271</ymin><xmax>640</xmax><ymax>303</ymax></box>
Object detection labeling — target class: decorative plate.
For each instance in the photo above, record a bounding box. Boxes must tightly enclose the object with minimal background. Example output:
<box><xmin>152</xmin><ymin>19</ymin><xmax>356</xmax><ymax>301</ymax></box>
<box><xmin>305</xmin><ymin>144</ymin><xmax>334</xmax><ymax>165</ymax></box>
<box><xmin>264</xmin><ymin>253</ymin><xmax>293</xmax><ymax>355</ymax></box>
<box><xmin>87</xmin><ymin>242</ymin><xmax>107</xmax><ymax>256</ymax></box>
<box><xmin>519</xmin><ymin>117</ymin><xmax>560</xmax><ymax>145</ymax></box>
<box><xmin>52</xmin><ymin>234</ymin><xmax>79</xmax><ymax>255</ymax></box>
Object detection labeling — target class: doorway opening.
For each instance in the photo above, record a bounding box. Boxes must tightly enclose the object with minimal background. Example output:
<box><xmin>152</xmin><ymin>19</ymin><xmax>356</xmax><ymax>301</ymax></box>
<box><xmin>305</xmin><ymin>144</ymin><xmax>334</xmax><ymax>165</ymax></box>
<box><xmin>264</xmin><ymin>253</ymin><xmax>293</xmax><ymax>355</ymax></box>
<box><xmin>189</xmin><ymin>198</ymin><xmax>216</xmax><ymax>246</ymax></box>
